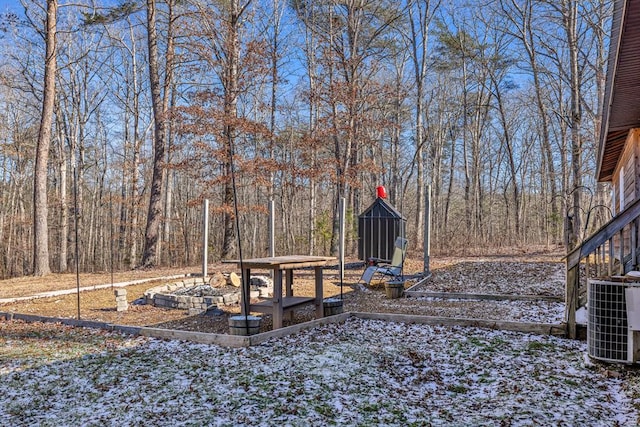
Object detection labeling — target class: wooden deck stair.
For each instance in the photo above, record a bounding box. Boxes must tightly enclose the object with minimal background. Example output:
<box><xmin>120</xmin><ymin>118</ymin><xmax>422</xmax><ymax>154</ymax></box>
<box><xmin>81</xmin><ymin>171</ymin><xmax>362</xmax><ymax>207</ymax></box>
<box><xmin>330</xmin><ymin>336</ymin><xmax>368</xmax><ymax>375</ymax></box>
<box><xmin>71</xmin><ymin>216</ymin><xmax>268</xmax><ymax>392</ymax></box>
<box><xmin>566</xmin><ymin>197</ymin><xmax>640</xmax><ymax>338</ymax></box>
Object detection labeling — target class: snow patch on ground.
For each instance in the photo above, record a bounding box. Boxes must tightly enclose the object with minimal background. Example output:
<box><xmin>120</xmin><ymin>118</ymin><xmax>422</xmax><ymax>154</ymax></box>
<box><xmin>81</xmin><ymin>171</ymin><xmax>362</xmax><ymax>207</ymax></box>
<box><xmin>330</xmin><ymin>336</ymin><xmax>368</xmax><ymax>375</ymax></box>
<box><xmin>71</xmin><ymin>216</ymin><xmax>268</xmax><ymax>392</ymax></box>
<box><xmin>1</xmin><ymin>319</ymin><xmax>638</xmax><ymax>426</ymax></box>
<box><xmin>413</xmin><ymin>261</ymin><xmax>565</xmax><ymax>297</ymax></box>
<box><xmin>412</xmin><ymin>297</ymin><xmax>566</xmax><ymax>323</ymax></box>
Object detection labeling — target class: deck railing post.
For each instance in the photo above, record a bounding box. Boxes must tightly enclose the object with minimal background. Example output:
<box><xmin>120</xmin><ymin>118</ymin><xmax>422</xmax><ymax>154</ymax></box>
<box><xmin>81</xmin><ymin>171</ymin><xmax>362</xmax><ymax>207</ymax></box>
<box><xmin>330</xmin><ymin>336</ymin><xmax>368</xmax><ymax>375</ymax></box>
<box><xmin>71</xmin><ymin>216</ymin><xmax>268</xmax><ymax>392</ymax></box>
<box><xmin>585</xmin><ymin>255</ymin><xmax>590</xmax><ymax>282</ymax></box>
<box><xmin>620</xmin><ymin>229</ymin><xmax>625</xmax><ymax>274</ymax></box>
<box><xmin>609</xmin><ymin>238</ymin><xmax>614</xmax><ymax>276</ymax></box>
<box><xmin>566</xmin><ymin>261</ymin><xmax>578</xmax><ymax>339</ymax></box>
<box><xmin>633</xmin><ymin>220</ymin><xmax>638</xmax><ymax>269</ymax></box>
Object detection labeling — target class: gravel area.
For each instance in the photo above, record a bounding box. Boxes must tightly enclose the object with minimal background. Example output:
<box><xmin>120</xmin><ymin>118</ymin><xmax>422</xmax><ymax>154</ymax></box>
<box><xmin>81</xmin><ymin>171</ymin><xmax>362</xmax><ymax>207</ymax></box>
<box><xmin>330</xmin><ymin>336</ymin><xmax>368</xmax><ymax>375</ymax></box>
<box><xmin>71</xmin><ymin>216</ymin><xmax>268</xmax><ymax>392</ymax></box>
<box><xmin>410</xmin><ymin>261</ymin><xmax>565</xmax><ymax>297</ymax></box>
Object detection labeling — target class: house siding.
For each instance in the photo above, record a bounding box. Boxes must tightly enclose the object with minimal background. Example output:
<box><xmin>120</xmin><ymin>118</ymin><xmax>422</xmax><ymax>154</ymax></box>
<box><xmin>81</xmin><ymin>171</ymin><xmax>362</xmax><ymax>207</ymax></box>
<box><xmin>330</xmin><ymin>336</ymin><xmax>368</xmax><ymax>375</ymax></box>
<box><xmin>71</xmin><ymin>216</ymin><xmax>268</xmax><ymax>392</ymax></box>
<box><xmin>612</xmin><ymin>129</ymin><xmax>640</xmax><ymax>215</ymax></box>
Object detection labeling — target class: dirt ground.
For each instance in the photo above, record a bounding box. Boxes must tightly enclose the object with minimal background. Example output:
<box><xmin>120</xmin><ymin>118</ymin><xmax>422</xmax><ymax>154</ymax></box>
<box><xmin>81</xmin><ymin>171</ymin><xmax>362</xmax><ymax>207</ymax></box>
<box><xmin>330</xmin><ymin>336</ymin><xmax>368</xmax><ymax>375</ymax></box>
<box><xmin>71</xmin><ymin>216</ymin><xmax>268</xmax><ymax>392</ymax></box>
<box><xmin>0</xmin><ymin>246</ymin><xmax>567</xmax><ymax>335</ymax></box>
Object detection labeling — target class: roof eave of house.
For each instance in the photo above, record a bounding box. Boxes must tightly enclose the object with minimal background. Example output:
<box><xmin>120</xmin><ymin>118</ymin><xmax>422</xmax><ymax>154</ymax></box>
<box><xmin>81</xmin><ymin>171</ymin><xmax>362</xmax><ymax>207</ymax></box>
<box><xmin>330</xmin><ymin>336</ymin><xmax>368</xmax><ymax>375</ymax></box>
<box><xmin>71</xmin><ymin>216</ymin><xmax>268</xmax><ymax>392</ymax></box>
<box><xmin>597</xmin><ymin>0</ymin><xmax>627</xmax><ymax>183</ymax></box>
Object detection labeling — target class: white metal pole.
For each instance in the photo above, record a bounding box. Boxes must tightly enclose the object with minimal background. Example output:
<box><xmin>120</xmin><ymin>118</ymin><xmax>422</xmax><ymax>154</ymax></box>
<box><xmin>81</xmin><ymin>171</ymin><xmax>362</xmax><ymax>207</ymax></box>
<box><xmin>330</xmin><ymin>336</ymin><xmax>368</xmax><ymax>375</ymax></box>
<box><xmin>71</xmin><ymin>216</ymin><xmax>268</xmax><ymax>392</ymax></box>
<box><xmin>339</xmin><ymin>197</ymin><xmax>346</xmax><ymax>284</ymax></box>
<box><xmin>74</xmin><ymin>166</ymin><xmax>81</xmax><ymax>320</ymax></box>
<box><xmin>424</xmin><ymin>185</ymin><xmax>431</xmax><ymax>275</ymax></box>
<box><xmin>269</xmin><ymin>199</ymin><xmax>275</xmax><ymax>258</ymax></box>
<box><xmin>203</xmin><ymin>199</ymin><xmax>209</xmax><ymax>278</ymax></box>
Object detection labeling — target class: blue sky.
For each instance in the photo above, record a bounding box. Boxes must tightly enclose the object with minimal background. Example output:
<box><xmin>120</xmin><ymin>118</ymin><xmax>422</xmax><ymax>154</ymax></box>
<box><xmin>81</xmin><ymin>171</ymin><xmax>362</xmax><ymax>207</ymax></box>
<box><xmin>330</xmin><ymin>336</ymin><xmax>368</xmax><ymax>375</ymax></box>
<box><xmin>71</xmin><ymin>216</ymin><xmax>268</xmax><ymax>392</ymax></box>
<box><xmin>0</xmin><ymin>1</ymin><xmax>21</xmax><ymax>14</ymax></box>
<box><xmin>0</xmin><ymin>1</ymin><xmax>19</xmax><ymax>10</ymax></box>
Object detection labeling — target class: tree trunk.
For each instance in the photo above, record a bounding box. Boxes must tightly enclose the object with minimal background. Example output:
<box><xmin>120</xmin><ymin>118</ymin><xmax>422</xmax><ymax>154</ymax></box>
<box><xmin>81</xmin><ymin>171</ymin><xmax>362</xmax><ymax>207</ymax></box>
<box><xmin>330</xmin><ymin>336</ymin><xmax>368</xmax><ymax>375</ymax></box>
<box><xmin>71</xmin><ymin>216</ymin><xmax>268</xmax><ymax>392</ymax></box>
<box><xmin>220</xmin><ymin>1</ymin><xmax>242</xmax><ymax>259</ymax></box>
<box><xmin>141</xmin><ymin>0</ymin><xmax>174</xmax><ymax>267</ymax></box>
<box><xmin>54</xmin><ymin>106</ymin><xmax>68</xmax><ymax>272</ymax></box>
<box><xmin>408</xmin><ymin>0</ymin><xmax>438</xmax><ymax>251</ymax></box>
<box><xmin>567</xmin><ymin>0</ymin><xmax>582</xmax><ymax>248</ymax></box>
<box><xmin>503</xmin><ymin>0</ymin><xmax>559</xmax><ymax>244</ymax></box>
<box><xmin>495</xmin><ymin>85</ymin><xmax>520</xmax><ymax>239</ymax></box>
<box><xmin>33</xmin><ymin>0</ymin><xmax>57</xmax><ymax>276</ymax></box>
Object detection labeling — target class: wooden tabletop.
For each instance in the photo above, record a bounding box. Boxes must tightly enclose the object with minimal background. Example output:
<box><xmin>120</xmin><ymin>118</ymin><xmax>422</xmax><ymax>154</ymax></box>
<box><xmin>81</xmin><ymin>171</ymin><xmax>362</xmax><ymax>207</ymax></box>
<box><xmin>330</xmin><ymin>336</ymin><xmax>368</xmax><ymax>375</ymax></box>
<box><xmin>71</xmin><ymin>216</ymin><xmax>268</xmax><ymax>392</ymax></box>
<box><xmin>225</xmin><ymin>255</ymin><xmax>335</xmax><ymax>270</ymax></box>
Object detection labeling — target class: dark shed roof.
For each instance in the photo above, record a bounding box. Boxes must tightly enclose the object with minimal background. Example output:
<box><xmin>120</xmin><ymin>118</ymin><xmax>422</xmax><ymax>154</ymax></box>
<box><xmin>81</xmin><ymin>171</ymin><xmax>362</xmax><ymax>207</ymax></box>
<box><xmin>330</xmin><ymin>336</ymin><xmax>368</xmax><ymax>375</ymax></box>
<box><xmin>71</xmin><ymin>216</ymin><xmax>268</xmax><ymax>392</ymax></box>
<box><xmin>359</xmin><ymin>197</ymin><xmax>406</xmax><ymax>220</ymax></box>
<box><xmin>598</xmin><ymin>0</ymin><xmax>640</xmax><ymax>181</ymax></box>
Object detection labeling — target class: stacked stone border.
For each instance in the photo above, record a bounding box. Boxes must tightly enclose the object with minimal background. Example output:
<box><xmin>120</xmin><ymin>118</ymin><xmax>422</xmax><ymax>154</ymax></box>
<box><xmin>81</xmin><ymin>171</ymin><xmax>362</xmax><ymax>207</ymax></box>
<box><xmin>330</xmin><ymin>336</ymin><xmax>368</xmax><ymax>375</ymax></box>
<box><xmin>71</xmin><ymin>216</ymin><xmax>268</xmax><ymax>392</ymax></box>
<box><xmin>0</xmin><ymin>310</ymin><xmax>568</xmax><ymax>349</ymax></box>
<box><xmin>144</xmin><ymin>277</ymin><xmax>247</xmax><ymax>313</ymax></box>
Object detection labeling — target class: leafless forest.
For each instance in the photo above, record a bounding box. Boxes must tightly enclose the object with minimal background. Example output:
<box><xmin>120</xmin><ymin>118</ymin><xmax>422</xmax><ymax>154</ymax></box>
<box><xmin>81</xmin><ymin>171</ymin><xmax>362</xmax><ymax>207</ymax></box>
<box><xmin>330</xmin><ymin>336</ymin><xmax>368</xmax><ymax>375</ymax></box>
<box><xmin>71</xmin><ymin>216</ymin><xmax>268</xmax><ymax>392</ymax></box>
<box><xmin>0</xmin><ymin>0</ymin><xmax>613</xmax><ymax>278</ymax></box>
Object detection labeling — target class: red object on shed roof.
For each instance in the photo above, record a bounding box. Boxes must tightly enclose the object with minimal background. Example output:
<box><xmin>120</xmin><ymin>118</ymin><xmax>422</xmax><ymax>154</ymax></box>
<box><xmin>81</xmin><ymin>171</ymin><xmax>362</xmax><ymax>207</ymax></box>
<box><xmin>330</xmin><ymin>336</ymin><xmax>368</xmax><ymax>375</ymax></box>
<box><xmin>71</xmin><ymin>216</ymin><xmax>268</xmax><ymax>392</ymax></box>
<box><xmin>376</xmin><ymin>186</ymin><xmax>387</xmax><ymax>199</ymax></box>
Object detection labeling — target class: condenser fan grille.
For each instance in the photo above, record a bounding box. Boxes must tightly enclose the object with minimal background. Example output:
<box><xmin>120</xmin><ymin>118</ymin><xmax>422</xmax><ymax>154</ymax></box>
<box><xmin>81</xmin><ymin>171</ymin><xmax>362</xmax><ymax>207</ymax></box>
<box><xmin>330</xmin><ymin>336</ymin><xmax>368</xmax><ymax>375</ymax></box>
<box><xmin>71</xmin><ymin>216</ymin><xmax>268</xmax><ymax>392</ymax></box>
<box><xmin>588</xmin><ymin>280</ymin><xmax>628</xmax><ymax>363</ymax></box>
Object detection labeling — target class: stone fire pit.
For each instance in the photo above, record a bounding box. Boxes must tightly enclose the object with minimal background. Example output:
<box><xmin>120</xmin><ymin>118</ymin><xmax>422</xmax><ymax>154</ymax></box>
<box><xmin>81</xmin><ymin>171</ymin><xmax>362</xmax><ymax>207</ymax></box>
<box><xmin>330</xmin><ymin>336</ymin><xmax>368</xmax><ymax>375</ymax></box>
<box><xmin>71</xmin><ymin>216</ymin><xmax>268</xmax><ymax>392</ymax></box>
<box><xmin>144</xmin><ymin>275</ymin><xmax>273</xmax><ymax>314</ymax></box>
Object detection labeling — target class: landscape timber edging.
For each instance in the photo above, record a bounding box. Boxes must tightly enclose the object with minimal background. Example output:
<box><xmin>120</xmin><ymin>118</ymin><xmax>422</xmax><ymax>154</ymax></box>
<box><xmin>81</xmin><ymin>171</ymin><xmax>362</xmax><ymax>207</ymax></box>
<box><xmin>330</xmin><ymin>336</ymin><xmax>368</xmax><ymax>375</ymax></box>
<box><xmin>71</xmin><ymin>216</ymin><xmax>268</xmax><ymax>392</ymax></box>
<box><xmin>404</xmin><ymin>273</ymin><xmax>432</xmax><ymax>292</ymax></box>
<box><xmin>0</xmin><ymin>312</ymin><xmax>113</xmax><ymax>330</ymax></box>
<box><xmin>247</xmin><ymin>312</ymin><xmax>352</xmax><ymax>346</ymax></box>
<box><xmin>404</xmin><ymin>290</ymin><xmax>563</xmax><ymax>303</ymax></box>
<box><xmin>135</xmin><ymin>326</ymin><xmax>251</xmax><ymax>347</ymax></box>
<box><xmin>402</xmin><ymin>272</ymin><xmax>563</xmax><ymax>303</ymax></box>
<box><xmin>1</xmin><ymin>310</ymin><xmax>570</xmax><ymax>347</ymax></box>
<box><xmin>0</xmin><ymin>311</ymin><xmax>252</xmax><ymax>347</ymax></box>
<box><xmin>0</xmin><ymin>310</ymin><xmax>351</xmax><ymax>348</ymax></box>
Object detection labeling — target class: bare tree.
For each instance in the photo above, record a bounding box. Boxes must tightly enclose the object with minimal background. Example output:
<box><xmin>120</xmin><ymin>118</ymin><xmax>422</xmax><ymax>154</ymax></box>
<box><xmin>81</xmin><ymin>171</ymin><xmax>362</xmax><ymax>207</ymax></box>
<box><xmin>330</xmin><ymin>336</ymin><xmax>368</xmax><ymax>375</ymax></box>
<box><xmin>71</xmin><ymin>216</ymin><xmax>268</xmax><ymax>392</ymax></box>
<box><xmin>499</xmin><ymin>0</ymin><xmax>560</xmax><ymax>244</ymax></box>
<box><xmin>141</xmin><ymin>0</ymin><xmax>176</xmax><ymax>267</ymax></box>
<box><xmin>0</xmin><ymin>0</ymin><xmax>616</xmax><ymax>278</ymax></box>
<box><xmin>406</xmin><ymin>0</ymin><xmax>440</xmax><ymax>250</ymax></box>
<box><xmin>33</xmin><ymin>0</ymin><xmax>57</xmax><ymax>276</ymax></box>
<box><xmin>292</xmin><ymin>0</ymin><xmax>403</xmax><ymax>254</ymax></box>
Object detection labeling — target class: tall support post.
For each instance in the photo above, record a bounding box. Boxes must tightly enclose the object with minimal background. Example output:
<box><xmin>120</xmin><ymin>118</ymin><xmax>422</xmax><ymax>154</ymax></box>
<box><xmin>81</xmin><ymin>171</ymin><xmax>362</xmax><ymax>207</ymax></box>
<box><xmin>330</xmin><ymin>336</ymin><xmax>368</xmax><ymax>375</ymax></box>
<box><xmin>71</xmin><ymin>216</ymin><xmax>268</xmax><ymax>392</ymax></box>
<box><xmin>632</xmin><ymin>220</ymin><xmax>638</xmax><ymax>269</ymax></box>
<box><xmin>424</xmin><ymin>185</ymin><xmax>431</xmax><ymax>275</ymax></box>
<box><xmin>202</xmin><ymin>199</ymin><xmax>209</xmax><ymax>278</ymax></box>
<box><xmin>620</xmin><ymin>229</ymin><xmax>625</xmax><ymax>274</ymax></box>
<box><xmin>566</xmin><ymin>260</ymin><xmax>579</xmax><ymax>339</ymax></box>
<box><xmin>74</xmin><ymin>165</ymin><xmax>81</xmax><ymax>320</ymax></box>
<box><xmin>269</xmin><ymin>200</ymin><xmax>275</xmax><ymax>258</ymax></box>
<box><xmin>339</xmin><ymin>197</ymin><xmax>346</xmax><ymax>286</ymax></box>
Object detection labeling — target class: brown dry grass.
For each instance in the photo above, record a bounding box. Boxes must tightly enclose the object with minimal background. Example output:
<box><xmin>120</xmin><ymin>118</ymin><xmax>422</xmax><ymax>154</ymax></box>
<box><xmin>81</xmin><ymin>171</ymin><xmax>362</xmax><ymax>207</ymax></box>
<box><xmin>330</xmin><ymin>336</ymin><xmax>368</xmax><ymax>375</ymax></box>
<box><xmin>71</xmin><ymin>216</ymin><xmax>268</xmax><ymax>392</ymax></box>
<box><xmin>0</xmin><ymin>267</ymin><xmax>199</xmax><ymax>299</ymax></box>
<box><xmin>0</xmin><ymin>280</ymin><xmax>190</xmax><ymax>326</ymax></box>
<box><xmin>0</xmin><ymin>274</ymin><xmax>350</xmax><ymax>328</ymax></box>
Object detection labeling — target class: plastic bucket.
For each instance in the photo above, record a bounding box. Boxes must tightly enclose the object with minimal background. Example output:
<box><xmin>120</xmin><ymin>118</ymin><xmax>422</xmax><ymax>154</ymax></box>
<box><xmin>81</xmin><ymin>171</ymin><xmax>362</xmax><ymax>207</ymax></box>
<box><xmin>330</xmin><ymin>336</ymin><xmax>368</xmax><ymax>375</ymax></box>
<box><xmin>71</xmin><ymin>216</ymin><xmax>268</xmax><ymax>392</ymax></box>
<box><xmin>385</xmin><ymin>281</ymin><xmax>405</xmax><ymax>299</ymax></box>
<box><xmin>323</xmin><ymin>299</ymin><xmax>344</xmax><ymax>316</ymax></box>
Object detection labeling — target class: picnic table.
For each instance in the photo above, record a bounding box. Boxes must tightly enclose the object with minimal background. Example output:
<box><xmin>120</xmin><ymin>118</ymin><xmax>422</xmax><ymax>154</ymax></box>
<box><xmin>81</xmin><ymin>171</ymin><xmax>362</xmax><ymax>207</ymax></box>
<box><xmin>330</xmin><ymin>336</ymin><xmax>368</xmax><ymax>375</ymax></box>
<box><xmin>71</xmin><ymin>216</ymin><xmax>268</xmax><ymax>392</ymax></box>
<box><xmin>226</xmin><ymin>255</ymin><xmax>335</xmax><ymax>329</ymax></box>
